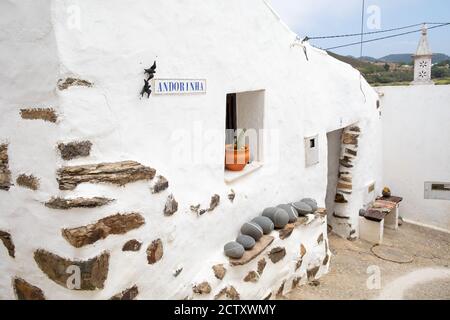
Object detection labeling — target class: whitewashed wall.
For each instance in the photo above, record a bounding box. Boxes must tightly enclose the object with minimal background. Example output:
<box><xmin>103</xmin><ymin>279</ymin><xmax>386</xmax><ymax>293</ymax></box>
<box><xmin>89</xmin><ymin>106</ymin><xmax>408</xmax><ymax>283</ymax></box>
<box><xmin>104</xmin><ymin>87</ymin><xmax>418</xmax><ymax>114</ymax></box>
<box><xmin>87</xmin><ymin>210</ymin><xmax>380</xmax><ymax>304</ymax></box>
<box><xmin>0</xmin><ymin>0</ymin><xmax>382</xmax><ymax>299</ymax></box>
<box><xmin>378</xmin><ymin>85</ymin><xmax>450</xmax><ymax>231</ymax></box>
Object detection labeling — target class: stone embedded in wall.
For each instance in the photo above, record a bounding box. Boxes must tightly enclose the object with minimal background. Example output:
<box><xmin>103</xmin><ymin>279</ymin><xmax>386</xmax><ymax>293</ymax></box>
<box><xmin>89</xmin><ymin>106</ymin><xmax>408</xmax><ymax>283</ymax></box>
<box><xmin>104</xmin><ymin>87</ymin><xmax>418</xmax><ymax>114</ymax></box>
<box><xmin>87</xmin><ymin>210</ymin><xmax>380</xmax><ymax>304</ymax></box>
<box><xmin>164</xmin><ymin>194</ymin><xmax>178</xmax><ymax>216</ymax></box>
<box><xmin>0</xmin><ymin>230</ymin><xmax>15</xmax><ymax>258</ymax></box>
<box><xmin>193</xmin><ymin>282</ymin><xmax>211</xmax><ymax>295</ymax></box>
<box><xmin>257</xmin><ymin>258</ymin><xmax>267</xmax><ymax>275</ymax></box>
<box><xmin>348</xmin><ymin>126</ymin><xmax>361</xmax><ymax>133</ymax></box>
<box><xmin>342</xmin><ymin>132</ymin><xmax>359</xmax><ymax>145</ymax></box>
<box><xmin>339</xmin><ymin>176</ymin><xmax>353</xmax><ymax>183</ymax></box>
<box><xmin>34</xmin><ymin>249</ymin><xmax>109</xmax><ymax>290</ymax></box>
<box><xmin>336</xmin><ymin>182</ymin><xmax>353</xmax><ymax>191</ymax></box>
<box><xmin>300</xmin><ymin>244</ymin><xmax>307</xmax><ymax>259</ymax></box>
<box><xmin>122</xmin><ymin>239</ymin><xmax>142</xmax><ymax>252</ymax></box>
<box><xmin>292</xmin><ymin>277</ymin><xmax>301</xmax><ymax>288</ymax></box>
<box><xmin>173</xmin><ymin>268</ymin><xmax>183</xmax><ymax>277</ymax></box>
<box><xmin>323</xmin><ymin>253</ymin><xmax>330</xmax><ymax>266</ymax></box>
<box><xmin>214</xmin><ymin>286</ymin><xmax>240</xmax><ymax>300</ymax></box>
<box><xmin>45</xmin><ymin>197</ymin><xmax>114</xmax><ymax>210</ymax></box>
<box><xmin>295</xmin><ymin>259</ymin><xmax>303</xmax><ymax>271</ymax></box>
<box><xmin>244</xmin><ymin>271</ymin><xmax>259</xmax><ymax>283</ymax></box>
<box><xmin>0</xmin><ymin>144</ymin><xmax>12</xmax><ymax>191</ymax></box>
<box><xmin>317</xmin><ymin>233</ymin><xmax>324</xmax><ymax>244</ymax></box>
<box><xmin>276</xmin><ymin>280</ymin><xmax>286</xmax><ymax>297</ymax></box>
<box><xmin>58</xmin><ymin>141</ymin><xmax>92</xmax><ymax>160</ymax></box>
<box><xmin>335</xmin><ymin>193</ymin><xmax>348</xmax><ymax>204</ymax></box>
<box><xmin>345</xmin><ymin>148</ymin><xmax>357</xmax><ymax>157</ymax></box>
<box><xmin>279</xmin><ymin>224</ymin><xmax>295</xmax><ymax>240</ymax></box>
<box><xmin>151</xmin><ymin>175</ymin><xmax>169</xmax><ymax>194</ymax></box>
<box><xmin>263</xmin><ymin>292</ymin><xmax>272</xmax><ymax>300</ymax></box>
<box><xmin>230</xmin><ymin>235</ymin><xmax>274</xmax><ymax>266</ymax></box>
<box><xmin>228</xmin><ymin>189</ymin><xmax>235</xmax><ymax>203</ymax></box>
<box><xmin>58</xmin><ymin>77</ymin><xmax>93</xmax><ymax>90</ymax></box>
<box><xmin>16</xmin><ymin>174</ymin><xmax>40</xmax><ymax>190</ymax></box>
<box><xmin>13</xmin><ymin>278</ymin><xmax>45</xmax><ymax>300</ymax></box>
<box><xmin>307</xmin><ymin>266</ymin><xmax>320</xmax><ymax>281</ymax></box>
<box><xmin>333</xmin><ymin>214</ymin><xmax>350</xmax><ymax>223</ymax></box>
<box><xmin>110</xmin><ymin>285</ymin><xmax>139</xmax><ymax>300</ymax></box>
<box><xmin>208</xmin><ymin>194</ymin><xmax>220</xmax><ymax>212</ymax></box>
<box><xmin>268</xmin><ymin>247</ymin><xmax>286</xmax><ymax>264</ymax></box>
<box><xmin>20</xmin><ymin>108</ymin><xmax>58</xmax><ymax>123</ymax></box>
<box><xmin>57</xmin><ymin>160</ymin><xmax>156</xmax><ymax>191</ymax></box>
<box><xmin>190</xmin><ymin>204</ymin><xmax>200</xmax><ymax>214</ymax></box>
<box><xmin>339</xmin><ymin>158</ymin><xmax>354</xmax><ymax>169</ymax></box>
<box><xmin>212</xmin><ymin>264</ymin><xmax>226</xmax><ymax>280</ymax></box>
<box><xmin>147</xmin><ymin>239</ymin><xmax>163</xmax><ymax>264</ymax></box>
<box><xmin>62</xmin><ymin>213</ymin><xmax>145</xmax><ymax>248</ymax></box>
<box><xmin>316</xmin><ymin>208</ymin><xmax>327</xmax><ymax>217</ymax></box>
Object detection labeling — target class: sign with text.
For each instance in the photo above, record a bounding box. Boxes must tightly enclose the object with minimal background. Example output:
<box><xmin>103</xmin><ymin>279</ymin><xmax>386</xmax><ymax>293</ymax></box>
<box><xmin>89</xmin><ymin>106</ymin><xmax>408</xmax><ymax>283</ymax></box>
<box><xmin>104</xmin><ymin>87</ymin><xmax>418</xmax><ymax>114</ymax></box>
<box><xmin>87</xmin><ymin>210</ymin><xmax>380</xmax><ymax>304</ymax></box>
<box><xmin>153</xmin><ymin>79</ymin><xmax>207</xmax><ymax>95</ymax></box>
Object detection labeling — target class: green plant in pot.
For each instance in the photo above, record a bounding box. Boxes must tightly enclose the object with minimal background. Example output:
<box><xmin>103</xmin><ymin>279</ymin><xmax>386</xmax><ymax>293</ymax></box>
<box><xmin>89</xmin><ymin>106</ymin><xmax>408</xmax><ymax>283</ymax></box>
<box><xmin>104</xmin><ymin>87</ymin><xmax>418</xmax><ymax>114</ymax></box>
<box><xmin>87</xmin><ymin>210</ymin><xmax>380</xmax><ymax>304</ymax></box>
<box><xmin>225</xmin><ymin>129</ymin><xmax>250</xmax><ymax>172</ymax></box>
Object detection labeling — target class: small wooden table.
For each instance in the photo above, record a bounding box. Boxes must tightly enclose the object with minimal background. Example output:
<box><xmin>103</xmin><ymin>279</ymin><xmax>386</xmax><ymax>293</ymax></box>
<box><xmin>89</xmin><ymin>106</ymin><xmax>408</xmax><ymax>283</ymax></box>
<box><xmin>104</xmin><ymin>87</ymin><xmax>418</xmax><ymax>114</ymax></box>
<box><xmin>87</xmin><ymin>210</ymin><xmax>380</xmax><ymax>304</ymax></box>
<box><xmin>360</xmin><ymin>196</ymin><xmax>403</xmax><ymax>244</ymax></box>
<box><xmin>376</xmin><ymin>196</ymin><xmax>403</xmax><ymax>230</ymax></box>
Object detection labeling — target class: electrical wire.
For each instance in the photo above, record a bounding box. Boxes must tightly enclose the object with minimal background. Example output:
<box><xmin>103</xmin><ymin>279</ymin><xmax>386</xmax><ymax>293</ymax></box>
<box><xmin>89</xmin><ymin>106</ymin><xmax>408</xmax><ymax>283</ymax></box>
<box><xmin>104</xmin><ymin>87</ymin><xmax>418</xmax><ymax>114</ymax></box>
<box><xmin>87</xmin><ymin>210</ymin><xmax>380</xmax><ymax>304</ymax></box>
<box><xmin>325</xmin><ymin>23</ymin><xmax>450</xmax><ymax>51</ymax></box>
<box><xmin>307</xmin><ymin>23</ymin><xmax>424</xmax><ymax>40</ymax></box>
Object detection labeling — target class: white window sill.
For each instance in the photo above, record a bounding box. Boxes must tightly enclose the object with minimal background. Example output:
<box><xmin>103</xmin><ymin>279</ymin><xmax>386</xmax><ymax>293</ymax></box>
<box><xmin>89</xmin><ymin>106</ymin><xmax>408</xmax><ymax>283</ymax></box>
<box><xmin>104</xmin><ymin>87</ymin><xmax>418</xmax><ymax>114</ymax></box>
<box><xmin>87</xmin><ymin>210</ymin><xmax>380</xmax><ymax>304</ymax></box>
<box><xmin>224</xmin><ymin>162</ymin><xmax>263</xmax><ymax>184</ymax></box>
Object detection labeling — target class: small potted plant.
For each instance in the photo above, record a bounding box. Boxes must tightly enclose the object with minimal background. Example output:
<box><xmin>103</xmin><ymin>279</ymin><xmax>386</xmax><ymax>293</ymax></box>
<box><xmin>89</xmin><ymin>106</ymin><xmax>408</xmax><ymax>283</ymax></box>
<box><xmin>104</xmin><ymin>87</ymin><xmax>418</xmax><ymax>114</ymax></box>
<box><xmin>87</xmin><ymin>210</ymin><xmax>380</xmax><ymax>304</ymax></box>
<box><xmin>225</xmin><ymin>129</ymin><xmax>250</xmax><ymax>172</ymax></box>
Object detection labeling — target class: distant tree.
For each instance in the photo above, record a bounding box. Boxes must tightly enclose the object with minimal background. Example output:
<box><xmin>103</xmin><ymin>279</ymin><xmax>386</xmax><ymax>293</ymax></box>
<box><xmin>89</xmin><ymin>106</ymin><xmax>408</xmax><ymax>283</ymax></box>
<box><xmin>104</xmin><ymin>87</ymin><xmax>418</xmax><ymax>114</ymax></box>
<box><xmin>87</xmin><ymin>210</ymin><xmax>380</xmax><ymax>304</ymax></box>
<box><xmin>384</xmin><ymin>63</ymin><xmax>390</xmax><ymax>72</ymax></box>
<box><xmin>432</xmin><ymin>66</ymin><xmax>450</xmax><ymax>78</ymax></box>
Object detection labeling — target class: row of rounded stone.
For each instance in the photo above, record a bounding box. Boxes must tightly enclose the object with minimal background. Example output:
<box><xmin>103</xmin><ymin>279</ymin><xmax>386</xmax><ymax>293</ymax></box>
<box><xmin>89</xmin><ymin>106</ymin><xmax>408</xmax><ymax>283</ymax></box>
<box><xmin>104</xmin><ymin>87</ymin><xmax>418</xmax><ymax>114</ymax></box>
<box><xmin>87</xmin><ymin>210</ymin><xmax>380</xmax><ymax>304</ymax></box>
<box><xmin>224</xmin><ymin>198</ymin><xmax>318</xmax><ymax>259</ymax></box>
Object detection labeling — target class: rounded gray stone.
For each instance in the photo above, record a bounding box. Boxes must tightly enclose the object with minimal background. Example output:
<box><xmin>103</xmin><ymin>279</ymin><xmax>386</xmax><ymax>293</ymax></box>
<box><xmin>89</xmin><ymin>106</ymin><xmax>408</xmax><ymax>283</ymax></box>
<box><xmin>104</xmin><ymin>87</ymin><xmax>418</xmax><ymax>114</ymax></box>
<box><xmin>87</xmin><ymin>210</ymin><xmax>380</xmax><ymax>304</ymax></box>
<box><xmin>271</xmin><ymin>208</ymin><xmax>290</xmax><ymax>229</ymax></box>
<box><xmin>277</xmin><ymin>204</ymin><xmax>298</xmax><ymax>223</ymax></box>
<box><xmin>292</xmin><ymin>202</ymin><xmax>313</xmax><ymax>216</ymax></box>
<box><xmin>301</xmin><ymin>198</ymin><xmax>318</xmax><ymax>212</ymax></box>
<box><xmin>236</xmin><ymin>235</ymin><xmax>256</xmax><ymax>250</ymax></box>
<box><xmin>252</xmin><ymin>216</ymin><xmax>275</xmax><ymax>235</ymax></box>
<box><xmin>262</xmin><ymin>207</ymin><xmax>278</xmax><ymax>220</ymax></box>
<box><xmin>224</xmin><ymin>241</ymin><xmax>245</xmax><ymax>259</ymax></box>
<box><xmin>240</xmin><ymin>222</ymin><xmax>264</xmax><ymax>241</ymax></box>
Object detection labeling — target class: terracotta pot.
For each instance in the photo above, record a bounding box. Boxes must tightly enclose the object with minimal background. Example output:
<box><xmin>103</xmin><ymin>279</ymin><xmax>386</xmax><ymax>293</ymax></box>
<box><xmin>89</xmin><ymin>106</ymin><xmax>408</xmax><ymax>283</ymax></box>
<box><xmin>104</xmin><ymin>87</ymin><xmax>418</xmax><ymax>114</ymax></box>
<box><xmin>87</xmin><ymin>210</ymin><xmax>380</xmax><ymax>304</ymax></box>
<box><xmin>225</xmin><ymin>144</ymin><xmax>250</xmax><ymax>171</ymax></box>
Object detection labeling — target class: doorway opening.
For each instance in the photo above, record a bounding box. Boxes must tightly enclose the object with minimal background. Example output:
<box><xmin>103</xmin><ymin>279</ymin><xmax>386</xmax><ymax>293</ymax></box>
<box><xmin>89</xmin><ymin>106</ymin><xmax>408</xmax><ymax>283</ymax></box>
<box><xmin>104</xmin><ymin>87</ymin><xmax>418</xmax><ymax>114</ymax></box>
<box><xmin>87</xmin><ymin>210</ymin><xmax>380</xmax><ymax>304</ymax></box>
<box><xmin>326</xmin><ymin>129</ymin><xmax>343</xmax><ymax>222</ymax></box>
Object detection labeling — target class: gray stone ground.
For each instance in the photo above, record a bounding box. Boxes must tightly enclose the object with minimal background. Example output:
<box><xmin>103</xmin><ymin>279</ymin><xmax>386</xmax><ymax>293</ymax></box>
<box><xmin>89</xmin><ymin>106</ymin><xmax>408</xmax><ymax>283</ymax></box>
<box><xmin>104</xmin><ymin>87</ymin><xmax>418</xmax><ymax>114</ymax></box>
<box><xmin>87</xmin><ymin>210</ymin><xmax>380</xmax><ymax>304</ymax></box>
<box><xmin>286</xmin><ymin>222</ymin><xmax>450</xmax><ymax>300</ymax></box>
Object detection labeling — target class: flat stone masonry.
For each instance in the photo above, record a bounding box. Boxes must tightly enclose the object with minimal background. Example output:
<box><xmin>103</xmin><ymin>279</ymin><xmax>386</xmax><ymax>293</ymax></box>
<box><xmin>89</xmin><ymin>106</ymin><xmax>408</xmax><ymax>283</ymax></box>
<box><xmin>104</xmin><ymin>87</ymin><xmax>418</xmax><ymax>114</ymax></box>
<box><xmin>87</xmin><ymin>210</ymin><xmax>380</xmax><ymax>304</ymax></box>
<box><xmin>16</xmin><ymin>174</ymin><xmax>39</xmax><ymax>190</ymax></box>
<box><xmin>20</xmin><ymin>108</ymin><xmax>57</xmax><ymax>123</ymax></box>
<box><xmin>147</xmin><ymin>239</ymin><xmax>163</xmax><ymax>264</ymax></box>
<box><xmin>57</xmin><ymin>160</ymin><xmax>156</xmax><ymax>190</ymax></box>
<box><xmin>45</xmin><ymin>197</ymin><xmax>114</xmax><ymax>210</ymax></box>
<box><xmin>0</xmin><ymin>230</ymin><xmax>15</xmax><ymax>258</ymax></box>
<box><xmin>34</xmin><ymin>250</ymin><xmax>109</xmax><ymax>290</ymax></box>
<box><xmin>58</xmin><ymin>141</ymin><xmax>92</xmax><ymax>160</ymax></box>
<box><xmin>62</xmin><ymin>213</ymin><xmax>145</xmax><ymax>248</ymax></box>
<box><xmin>13</xmin><ymin>278</ymin><xmax>46</xmax><ymax>300</ymax></box>
<box><xmin>0</xmin><ymin>144</ymin><xmax>11</xmax><ymax>191</ymax></box>
<box><xmin>110</xmin><ymin>285</ymin><xmax>139</xmax><ymax>300</ymax></box>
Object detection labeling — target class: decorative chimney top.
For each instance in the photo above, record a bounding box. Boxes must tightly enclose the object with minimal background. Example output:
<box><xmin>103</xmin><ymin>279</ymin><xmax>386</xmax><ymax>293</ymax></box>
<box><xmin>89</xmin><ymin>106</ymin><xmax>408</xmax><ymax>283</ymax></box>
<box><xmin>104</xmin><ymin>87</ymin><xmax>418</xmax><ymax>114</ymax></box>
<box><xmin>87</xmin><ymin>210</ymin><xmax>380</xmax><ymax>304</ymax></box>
<box><xmin>411</xmin><ymin>24</ymin><xmax>434</xmax><ymax>85</ymax></box>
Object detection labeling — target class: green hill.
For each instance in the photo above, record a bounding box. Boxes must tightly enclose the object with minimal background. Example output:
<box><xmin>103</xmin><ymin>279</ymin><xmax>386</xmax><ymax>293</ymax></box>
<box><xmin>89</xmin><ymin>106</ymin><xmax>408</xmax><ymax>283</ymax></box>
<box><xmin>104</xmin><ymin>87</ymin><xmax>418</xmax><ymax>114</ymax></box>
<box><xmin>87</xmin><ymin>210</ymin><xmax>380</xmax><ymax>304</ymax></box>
<box><xmin>380</xmin><ymin>53</ymin><xmax>450</xmax><ymax>64</ymax></box>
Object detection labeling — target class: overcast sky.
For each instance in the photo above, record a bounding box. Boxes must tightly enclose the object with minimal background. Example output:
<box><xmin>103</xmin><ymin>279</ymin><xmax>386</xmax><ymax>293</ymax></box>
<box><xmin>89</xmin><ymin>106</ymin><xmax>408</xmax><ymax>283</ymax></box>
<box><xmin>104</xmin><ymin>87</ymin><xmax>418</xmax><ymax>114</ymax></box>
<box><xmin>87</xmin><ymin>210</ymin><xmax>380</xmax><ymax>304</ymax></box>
<box><xmin>270</xmin><ymin>0</ymin><xmax>450</xmax><ymax>58</ymax></box>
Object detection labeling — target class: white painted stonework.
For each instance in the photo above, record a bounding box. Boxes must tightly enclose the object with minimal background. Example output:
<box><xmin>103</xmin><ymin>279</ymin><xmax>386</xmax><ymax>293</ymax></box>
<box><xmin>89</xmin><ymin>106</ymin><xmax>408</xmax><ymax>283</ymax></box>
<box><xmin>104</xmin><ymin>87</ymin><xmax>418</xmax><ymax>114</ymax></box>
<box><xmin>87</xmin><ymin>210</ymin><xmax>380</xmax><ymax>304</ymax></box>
<box><xmin>0</xmin><ymin>0</ymin><xmax>382</xmax><ymax>299</ymax></box>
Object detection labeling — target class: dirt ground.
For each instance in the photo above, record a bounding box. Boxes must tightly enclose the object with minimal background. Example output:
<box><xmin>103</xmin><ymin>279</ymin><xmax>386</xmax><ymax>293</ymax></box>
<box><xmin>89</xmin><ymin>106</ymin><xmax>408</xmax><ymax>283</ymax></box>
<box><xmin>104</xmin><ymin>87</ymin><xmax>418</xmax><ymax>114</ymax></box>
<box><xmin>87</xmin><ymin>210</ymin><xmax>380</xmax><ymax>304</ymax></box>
<box><xmin>286</xmin><ymin>222</ymin><xmax>450</xmax><ymax>300</ymax></box>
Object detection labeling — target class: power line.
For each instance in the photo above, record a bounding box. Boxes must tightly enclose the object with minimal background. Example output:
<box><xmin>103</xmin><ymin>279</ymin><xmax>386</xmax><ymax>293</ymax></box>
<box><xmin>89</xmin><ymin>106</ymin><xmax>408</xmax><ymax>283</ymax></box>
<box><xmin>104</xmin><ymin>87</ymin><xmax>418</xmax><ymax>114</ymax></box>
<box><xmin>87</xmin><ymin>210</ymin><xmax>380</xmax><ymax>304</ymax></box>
<box><xmin>325</xmin><ymin>23</ymin><xmax>450</xmax><ymax>51</ymax></box>
<box><xmin>306</xmin><ymin>22</ymin><xmax>449</xmax><ymax>40</ymax></box>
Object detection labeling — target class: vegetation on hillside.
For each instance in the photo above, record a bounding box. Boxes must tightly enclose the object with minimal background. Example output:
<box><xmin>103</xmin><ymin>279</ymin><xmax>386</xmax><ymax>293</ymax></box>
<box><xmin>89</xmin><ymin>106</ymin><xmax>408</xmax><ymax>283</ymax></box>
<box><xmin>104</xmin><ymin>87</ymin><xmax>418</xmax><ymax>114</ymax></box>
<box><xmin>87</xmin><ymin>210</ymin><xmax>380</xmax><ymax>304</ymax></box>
<box><xmin>329</xmin><ymin>52</ymin><xmax>450</xmax><ymax>86</ymax></box>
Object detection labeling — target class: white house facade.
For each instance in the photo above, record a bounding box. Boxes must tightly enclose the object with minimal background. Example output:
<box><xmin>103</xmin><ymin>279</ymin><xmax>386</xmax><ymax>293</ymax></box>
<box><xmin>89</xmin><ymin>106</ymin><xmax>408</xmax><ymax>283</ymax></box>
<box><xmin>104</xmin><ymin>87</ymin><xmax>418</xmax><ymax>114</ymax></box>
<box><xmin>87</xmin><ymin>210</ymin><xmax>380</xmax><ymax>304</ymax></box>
<box><xmin>0</xmin><ymin>0</ymin><xmax>383</xmax><ymax>300</ymax></box>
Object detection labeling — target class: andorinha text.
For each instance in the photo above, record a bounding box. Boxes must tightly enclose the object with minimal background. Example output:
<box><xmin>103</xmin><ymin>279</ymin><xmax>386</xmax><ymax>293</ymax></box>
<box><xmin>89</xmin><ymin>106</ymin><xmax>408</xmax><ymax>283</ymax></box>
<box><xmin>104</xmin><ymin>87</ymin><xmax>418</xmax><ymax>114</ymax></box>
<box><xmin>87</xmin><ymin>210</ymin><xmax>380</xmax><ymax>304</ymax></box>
<box><xmin>156</xmin><ymin>80</ymin><xmax>205</xmax><ymax>93</ymax></box>
<box><xmin>174</xmin><ymin>304</ymin><xmax>277</xmax><ymax>317</ymax></box>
